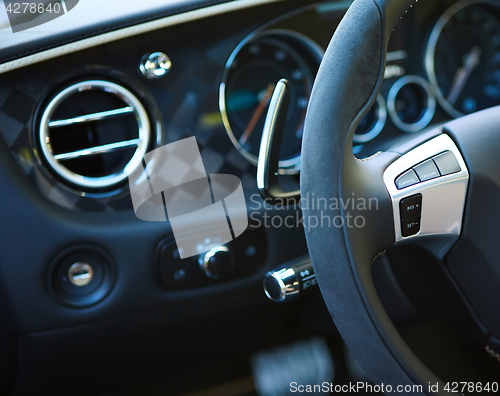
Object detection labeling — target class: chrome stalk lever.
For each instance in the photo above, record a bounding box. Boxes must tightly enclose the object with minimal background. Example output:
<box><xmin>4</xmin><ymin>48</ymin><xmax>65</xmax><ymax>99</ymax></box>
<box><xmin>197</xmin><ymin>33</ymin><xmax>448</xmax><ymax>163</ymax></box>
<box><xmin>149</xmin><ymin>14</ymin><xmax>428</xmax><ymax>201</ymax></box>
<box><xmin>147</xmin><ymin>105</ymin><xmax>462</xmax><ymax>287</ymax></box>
<box><xmin>263</xmin><ymin>256</ymin><xmax>317</xmax><ymax>303</ymax></box>
<box><xmin>257</xmin><ymin>79</ymin><xmax>300</xmax><ymax>203</ymax></box>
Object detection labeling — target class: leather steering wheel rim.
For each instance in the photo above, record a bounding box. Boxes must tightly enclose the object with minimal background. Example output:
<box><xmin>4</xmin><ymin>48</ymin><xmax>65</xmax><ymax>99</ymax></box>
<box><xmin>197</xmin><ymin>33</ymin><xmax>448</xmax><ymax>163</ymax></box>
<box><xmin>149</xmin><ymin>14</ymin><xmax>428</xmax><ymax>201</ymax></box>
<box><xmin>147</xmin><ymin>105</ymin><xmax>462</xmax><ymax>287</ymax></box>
<box><xmin>301</xmin><ymin>0</ymin><xmax>454</xmax><ymax>394</ymax></box>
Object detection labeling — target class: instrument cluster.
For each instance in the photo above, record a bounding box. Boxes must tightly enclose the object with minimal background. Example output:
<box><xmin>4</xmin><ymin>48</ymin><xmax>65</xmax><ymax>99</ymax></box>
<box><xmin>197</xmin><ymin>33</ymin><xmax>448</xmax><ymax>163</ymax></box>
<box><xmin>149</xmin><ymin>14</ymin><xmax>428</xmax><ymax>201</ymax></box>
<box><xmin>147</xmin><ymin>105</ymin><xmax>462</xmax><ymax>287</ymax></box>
<box><xmin>356</xmin><ymin>0</ymin><xmax>500</xmax><ymax>157</ymax></box>
<box><xmin>220</xmin><ymin>0</ymin><xmax>500</xmax><ymax>165</ymax></box>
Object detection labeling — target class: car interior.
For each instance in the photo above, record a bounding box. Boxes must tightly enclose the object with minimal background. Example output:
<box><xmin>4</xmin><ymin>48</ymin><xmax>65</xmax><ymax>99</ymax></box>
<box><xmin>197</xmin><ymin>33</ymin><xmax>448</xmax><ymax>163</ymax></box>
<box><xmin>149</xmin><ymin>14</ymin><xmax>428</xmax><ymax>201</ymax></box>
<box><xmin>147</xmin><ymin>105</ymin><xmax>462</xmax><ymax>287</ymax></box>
<box><xmin>1</xmin><ymin>0</ymin><xmax>500</xmax><ymax>395</ymax></box>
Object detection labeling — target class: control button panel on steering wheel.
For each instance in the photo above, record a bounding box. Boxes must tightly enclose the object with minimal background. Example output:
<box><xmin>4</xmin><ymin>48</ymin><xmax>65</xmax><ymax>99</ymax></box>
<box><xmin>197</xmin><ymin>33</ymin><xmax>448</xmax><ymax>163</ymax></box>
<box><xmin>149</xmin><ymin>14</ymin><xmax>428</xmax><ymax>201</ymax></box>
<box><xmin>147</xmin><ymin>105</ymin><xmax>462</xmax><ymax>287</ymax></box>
<box><xmin>400</xmin><ymin>194</ymin><xmax>423</xmax><ymax>237</ymax></box>
<box><xmin>383</xmin><ymin>134</ymin><xmax>469</xmax><ymax>252</ymax></box>
<box><xmin>395</xmin><ymin>150</ymin><xmax>461</xmax><ymax>190</ymax></box>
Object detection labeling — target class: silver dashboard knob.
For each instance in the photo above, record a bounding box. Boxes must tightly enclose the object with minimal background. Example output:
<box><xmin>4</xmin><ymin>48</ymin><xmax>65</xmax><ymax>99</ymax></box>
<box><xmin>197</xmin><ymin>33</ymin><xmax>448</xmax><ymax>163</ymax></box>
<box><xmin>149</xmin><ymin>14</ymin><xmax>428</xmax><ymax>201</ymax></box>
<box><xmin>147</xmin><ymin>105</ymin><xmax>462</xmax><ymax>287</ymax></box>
<box><xmin>198</xmin><ymin>246</ymin><xmax>234</xmax><ymax>280</ymax></box>
<box><xmin>68</xmin><ymin>262</ymin><xmax>93</xmax><ymax>287</ymax></box>
<box><xmin>140</xmin><ymin>52</ymin><xmax>172</xmax><ymax>79</ymax></box>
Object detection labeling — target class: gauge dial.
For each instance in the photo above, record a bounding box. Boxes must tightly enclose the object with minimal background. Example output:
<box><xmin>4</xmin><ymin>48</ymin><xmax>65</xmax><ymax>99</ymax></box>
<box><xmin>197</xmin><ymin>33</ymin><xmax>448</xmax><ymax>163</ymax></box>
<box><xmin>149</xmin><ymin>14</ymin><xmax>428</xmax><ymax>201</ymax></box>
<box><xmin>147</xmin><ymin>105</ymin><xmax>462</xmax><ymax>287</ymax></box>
<box><xmin>220</xmin><ymin>30</ymin><xmax>323</xmax><ymax>172</ymax></box>
<box><xmin>426</xmin><ymin>0</ymin><xmax>500</xmax><ymax>118</ymax></box>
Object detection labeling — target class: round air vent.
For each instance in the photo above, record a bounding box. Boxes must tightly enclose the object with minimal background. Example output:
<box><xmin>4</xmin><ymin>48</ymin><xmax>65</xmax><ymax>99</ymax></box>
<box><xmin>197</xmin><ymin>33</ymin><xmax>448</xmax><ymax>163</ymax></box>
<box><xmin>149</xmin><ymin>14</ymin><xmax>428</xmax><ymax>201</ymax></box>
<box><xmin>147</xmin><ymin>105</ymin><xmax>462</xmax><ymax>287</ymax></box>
<box><xmin>38</xmin><ymin>80</ymin><xmax>152</xmax><ymax>190</ymax></box>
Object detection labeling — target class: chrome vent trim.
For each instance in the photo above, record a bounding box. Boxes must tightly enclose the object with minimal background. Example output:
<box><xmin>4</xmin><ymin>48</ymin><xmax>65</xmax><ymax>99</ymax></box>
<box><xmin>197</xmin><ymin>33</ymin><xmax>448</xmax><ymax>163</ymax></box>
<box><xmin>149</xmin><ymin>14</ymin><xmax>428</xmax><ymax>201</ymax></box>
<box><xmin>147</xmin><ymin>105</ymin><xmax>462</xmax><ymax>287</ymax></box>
<box><xmin>39</xmin><ymin>80</ymin><xmax>151</xmax><ymax>190</ymax></box>
<box><xmin>53</xmin><ymin>139</ymin><xmax>142</xmax><ymax>161</ymax></box>
<box><xmin>48</xmin><ymin>106</ymin><xmax>134</xmax><ymax>128</ymax></box>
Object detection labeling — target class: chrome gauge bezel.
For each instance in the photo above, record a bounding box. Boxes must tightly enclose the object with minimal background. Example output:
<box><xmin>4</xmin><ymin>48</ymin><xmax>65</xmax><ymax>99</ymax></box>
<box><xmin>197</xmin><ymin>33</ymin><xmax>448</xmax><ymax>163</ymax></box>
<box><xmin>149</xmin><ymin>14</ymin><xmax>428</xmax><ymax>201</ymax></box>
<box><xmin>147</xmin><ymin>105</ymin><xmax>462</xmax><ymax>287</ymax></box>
<box><xmin>353</xmin><ymin>94</ymin><xmax>387</xmax><ymax>144</ymax></box>
<box><xmin>425</xmin><ymin>0</ymin><xmax>500</xmax><ymax>119</ymax></box>
<box><xmin>387</xmin><ymin>75</ymin><xmax>436</xmax><ymax>133</ymax></box>
<box><xmin>219</xmin><ymin>29</ymin><xmax>324</xmax><ymax>174</ymax></box>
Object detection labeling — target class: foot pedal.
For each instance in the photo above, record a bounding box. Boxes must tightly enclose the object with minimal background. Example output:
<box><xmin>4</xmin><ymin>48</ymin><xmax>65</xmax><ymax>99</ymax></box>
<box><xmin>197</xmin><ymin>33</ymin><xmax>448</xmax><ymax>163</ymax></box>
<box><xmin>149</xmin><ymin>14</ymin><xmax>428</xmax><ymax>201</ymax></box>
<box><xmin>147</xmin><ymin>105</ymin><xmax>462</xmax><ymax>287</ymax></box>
<box><xmin>251</xmin><ymin>337</ymin><xmax>335</xmax><ymax>396</ymax></box>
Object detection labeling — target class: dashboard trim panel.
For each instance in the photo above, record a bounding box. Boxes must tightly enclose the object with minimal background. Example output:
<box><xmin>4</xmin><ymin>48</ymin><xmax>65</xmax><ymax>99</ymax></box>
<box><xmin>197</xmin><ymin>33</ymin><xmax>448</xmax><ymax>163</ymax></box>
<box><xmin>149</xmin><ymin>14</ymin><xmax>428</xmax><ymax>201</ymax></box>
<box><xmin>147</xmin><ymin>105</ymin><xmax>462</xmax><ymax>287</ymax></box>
<box><xmin>0</xmin><ymin>0</ymin><xmax>282</xmax><ymax>75</ymax></box>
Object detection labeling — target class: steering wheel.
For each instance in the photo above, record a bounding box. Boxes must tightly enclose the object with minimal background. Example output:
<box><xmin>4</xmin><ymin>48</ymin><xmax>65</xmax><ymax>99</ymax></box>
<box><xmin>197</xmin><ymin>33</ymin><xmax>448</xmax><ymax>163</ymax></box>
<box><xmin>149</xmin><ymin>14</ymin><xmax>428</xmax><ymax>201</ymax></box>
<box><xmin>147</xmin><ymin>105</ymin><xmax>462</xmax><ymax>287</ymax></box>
<box><xmin>301</xmin><ymin>0</ymin><xmax>500</xmax><ymax>393</ymax></box>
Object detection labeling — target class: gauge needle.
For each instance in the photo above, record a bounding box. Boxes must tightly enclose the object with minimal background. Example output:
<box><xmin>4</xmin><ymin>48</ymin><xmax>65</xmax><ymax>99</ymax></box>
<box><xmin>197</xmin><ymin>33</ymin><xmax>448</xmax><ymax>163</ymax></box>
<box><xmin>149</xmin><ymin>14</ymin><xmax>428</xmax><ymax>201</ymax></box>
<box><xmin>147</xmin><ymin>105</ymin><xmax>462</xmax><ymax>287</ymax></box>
<box><xmin>447</xmin><ymin>46</ymin><xmax>482</xmax><ymax>107</ymax></box>
<box><xmin>239</xmin><ymin>84</ymin><xmax>275</xmax><ymax>146</ymax></box>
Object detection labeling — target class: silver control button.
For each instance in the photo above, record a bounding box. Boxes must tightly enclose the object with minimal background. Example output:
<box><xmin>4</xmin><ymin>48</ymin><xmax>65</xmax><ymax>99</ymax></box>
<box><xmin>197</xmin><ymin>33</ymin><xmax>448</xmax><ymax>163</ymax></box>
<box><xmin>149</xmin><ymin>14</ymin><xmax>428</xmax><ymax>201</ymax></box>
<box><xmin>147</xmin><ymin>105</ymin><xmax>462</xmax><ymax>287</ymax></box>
<box><xmin>68</xmin><ymin>262</ymin><xmax>94</xmax><ymax>287</ymax></box>
<box><xmin>413</xmin><ymin>159</ymin><xmax>439</xmax><ymax>182</ymax></box>
<box><xmin>433</xmin><ymin>151</ymin><xmax>461</xmax><ymax>176</ymax></box>
<box><xmin>140</xmin><ymin>52</ymin><xmax>171</xmax><ymax>79</ymax></box>
<box><xmin>395</xmin><ymin>169</ymin><xmax>420</xmax><ymax>190</ymax></box>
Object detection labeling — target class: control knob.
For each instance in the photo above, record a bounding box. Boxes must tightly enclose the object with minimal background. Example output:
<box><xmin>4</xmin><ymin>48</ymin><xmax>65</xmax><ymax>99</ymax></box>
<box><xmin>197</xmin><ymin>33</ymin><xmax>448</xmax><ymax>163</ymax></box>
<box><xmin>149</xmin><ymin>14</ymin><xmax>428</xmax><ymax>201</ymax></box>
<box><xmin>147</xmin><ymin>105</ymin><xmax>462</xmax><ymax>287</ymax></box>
<box><xmin>198</xmin><ymin>246</ymin><xmax>234</xmax><ymax>280</ymax></box>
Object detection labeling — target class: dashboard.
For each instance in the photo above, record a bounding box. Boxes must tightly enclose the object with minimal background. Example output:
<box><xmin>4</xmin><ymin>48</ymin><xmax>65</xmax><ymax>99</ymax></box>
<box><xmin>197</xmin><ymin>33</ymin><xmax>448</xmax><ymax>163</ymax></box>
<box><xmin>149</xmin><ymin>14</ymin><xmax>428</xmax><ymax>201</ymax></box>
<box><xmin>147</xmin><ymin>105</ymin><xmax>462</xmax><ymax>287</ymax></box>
<box><xmin>0</xmin><ymin>0</ymin><xmax>500</xmax><ymax>394</ymax></box>
<box><xmin>2</xmin><ymin>0</ymin><xmax>499</xmax><ymax>211</ymax></box>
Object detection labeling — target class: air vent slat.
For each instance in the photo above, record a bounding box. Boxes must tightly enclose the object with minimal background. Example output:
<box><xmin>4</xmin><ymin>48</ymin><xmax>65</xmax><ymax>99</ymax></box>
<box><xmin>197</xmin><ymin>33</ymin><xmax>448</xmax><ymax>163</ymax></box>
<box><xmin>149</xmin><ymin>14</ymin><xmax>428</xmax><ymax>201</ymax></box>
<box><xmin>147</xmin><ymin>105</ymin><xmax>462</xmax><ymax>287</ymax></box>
<box><xmin>48</xmin><ymin>106</ymin><xmax>134</xmax><ymax>128</ymax></box>
<box><xmin>38</xmin><ymin>80</ymin><xmax>152</xmax><ymax>190</ymax></box>
<box><xmin>54</xmin><ymin>139</ymin><xmax>142</xmax><ymax>161</ymax></box>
